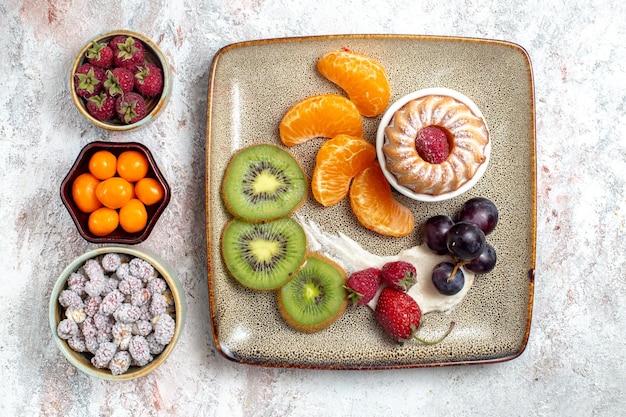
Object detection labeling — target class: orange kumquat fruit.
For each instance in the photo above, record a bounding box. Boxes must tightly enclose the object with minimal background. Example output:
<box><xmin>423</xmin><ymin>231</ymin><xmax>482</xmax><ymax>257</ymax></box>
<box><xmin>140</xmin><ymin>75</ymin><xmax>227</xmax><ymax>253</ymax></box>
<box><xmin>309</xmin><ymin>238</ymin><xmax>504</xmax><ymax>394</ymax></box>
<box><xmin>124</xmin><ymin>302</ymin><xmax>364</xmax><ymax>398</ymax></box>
<box><xmin>119</xmin><ymin>198</ymin><xmax>148</xmax><ymax>233</ymax></box>
<box><xmin>317</xmin><ymin>49</ymin><xmax>391</xmax><ymax>118</ymax></box>
<box><xmin>349</xmin><ymin>161</ymin><xmax>415</xmax><ymax>237</ymax></box>
<box><xmin>72</xmin><ymin>172</ymin><xmax>102</xmax><ymax>213</ymax></box>
<box><xmin>279</xmin><ymin>94</ymin><xmax>363</xmax><ymax>147</ymax></box>
<box><xmin>117</xmin><ymin>150</ymin><xmax>149</xmax><ymax>182</ymax></box>
<box><xmin>88</xmin><ymin>150</ymin><xmax>117</xmax><ymax>180</ymax></box>
<box><xmin>88</xmin><ymin>207</ymin><xmax>119</xmax><ymax>236</ymax></box>
<box><xmin>134</xmin><ymin>177</ymin><xmax>165</xmax><ymax>206</ymax></box>
<box><xmin>95</xmin><ymin>177</ymin><xmax>135</xmax><ymax>209</ymax></box>
<box><xmin>311</xmin><ymin>134</ymin><xmax>377</xmax><ymax>207</ymax></box>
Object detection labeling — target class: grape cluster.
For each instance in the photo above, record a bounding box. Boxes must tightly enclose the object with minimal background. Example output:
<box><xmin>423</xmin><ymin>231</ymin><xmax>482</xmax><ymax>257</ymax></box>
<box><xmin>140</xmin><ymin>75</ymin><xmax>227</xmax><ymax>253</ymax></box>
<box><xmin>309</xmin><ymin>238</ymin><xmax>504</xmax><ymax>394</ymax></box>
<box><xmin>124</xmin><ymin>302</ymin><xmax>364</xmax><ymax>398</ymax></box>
<box><xmin>421</xmin><ymin>197</ymin><xmax>499</xmax><ymax>296</ymax></box>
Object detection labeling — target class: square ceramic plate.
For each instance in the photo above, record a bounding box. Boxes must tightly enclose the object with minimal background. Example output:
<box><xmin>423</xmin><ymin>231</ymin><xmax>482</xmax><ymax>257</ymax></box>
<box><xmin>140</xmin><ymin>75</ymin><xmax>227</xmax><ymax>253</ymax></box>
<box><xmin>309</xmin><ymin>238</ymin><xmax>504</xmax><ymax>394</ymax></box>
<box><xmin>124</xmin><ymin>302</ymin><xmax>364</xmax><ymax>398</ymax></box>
<box><xmin>206</xmin><ymin>35</ymin><xmax>536</xmax><ymax>369</ymax></box>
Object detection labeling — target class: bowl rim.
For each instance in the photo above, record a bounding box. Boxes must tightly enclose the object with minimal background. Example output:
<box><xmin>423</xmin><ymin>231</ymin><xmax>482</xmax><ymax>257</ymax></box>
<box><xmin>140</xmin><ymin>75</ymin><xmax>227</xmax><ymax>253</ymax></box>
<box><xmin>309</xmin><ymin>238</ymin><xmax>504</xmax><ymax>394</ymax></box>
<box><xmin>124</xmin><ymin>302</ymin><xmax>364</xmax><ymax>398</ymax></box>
<box><xmin>375</xmin><ymin>87</ymin><xmax>491</xmax><ymax>202</ymax></box>
<box><xmin>49</xmin><ymin>245</ymin><xmax>186</xmax><ymax>380</ymax></box>
<box><xmin>70</xmin><ymin>29</ymin><xmax>171</xmax><ymax>131</ymax></box>
<box><xmin>59</xmin><ymin>140</ymin><xmax>171</xmax><ymax>244</ymax></box>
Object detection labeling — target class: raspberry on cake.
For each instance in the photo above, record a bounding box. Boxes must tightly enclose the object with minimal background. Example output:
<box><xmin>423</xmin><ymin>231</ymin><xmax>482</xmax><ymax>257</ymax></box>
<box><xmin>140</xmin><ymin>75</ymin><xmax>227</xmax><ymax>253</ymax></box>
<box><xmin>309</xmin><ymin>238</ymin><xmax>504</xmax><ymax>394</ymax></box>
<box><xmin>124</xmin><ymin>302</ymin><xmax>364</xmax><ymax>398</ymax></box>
<box><xmin>380</xmin><ymin>88</ymin><xmax>490</xmax><ymax>197</ymax></box>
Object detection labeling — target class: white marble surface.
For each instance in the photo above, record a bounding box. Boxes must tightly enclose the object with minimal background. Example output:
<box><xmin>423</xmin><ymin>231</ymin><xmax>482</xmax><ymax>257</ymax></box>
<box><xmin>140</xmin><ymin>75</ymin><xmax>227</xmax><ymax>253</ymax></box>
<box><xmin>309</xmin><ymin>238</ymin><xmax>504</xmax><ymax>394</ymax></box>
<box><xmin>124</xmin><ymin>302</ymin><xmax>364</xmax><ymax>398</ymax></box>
<box><xmin>1</xmin><ymin>0</ymin><xmax>625</xmax><ymax>416</ymax></box>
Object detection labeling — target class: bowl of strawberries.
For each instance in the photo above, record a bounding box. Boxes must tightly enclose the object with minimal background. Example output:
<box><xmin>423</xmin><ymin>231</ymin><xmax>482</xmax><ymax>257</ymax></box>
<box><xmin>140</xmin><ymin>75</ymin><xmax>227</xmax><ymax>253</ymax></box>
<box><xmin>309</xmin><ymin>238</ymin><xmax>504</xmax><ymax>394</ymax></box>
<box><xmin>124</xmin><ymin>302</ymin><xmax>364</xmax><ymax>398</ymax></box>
<box><xmin>70</xmin><ymin>30</ymin><xmax>171</xmax><ymax>131</ymax></box>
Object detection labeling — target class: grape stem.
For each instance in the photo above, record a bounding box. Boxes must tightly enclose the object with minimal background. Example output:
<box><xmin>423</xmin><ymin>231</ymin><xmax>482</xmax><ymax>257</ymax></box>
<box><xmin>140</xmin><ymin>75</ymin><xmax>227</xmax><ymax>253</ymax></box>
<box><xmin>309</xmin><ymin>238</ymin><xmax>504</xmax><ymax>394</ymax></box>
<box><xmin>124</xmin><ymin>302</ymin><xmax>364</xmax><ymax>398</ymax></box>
<box><xmin>413</xmin><ymin>321</ymin><xmax>456</xmax><ymax>345</ymax></box>
<box><xmin>447</xmin><ymin>260</ymin><xmax>468</xmax><ymax>282</ymax></box>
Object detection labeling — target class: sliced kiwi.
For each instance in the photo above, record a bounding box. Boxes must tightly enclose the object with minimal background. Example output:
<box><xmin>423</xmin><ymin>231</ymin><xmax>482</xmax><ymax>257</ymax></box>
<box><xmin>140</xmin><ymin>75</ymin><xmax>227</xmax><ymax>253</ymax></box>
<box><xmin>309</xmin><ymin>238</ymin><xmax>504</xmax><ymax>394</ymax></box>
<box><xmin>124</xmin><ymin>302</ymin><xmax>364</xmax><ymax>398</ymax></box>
<box><xmin>277</xmin><ymin>253</ymin><xmax>348</xmax><ymax>333</ymax></box>
<box><xmin>221</xmin><ymin>144</ymin><xmax>307</xmax><ymax>222</ymax></box>
<box><xmin>221</xmin><ymin>217</ymin><xmax>307</xmax><ymax>290</ymax></box>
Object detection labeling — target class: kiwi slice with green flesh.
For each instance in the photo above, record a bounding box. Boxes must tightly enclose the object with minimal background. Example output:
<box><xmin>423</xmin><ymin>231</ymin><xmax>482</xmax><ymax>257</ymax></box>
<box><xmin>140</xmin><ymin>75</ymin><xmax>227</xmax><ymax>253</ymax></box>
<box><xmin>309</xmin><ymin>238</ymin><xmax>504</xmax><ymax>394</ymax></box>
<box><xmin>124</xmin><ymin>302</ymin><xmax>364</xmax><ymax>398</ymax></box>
<box><xmin>221</xmin><ymin>144</ymin><xmax>307</xmax><ymax>222</ymax></box>
<box><xmin>277</xmin><ymin>253</ymin><xmax>348</xmax><ymax>333</ymax></box>
<box><xmin>221</xmin><ymin>217</ymin><xmax>307</xmax><ymax>290</ymax></box>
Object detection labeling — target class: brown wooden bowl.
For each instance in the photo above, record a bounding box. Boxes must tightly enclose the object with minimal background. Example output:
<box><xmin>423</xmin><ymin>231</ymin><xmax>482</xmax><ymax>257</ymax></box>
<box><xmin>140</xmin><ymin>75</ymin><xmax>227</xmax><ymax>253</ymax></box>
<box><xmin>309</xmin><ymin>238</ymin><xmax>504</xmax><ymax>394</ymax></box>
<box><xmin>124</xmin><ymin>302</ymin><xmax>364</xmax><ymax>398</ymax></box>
<box><xmin>60</xmin><ymin>141</ymin><xmax>170</xmax><ymax>244</ymax></box>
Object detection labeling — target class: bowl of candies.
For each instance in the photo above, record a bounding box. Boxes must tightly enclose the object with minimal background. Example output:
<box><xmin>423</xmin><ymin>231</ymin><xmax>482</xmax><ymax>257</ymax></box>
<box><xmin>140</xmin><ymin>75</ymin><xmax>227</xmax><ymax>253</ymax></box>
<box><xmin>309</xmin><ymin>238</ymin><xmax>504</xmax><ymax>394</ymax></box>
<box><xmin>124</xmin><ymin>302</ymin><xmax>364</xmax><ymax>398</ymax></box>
<box><xmin>70</xmin><ymin>30</ymin><xmax>171</xmax><ymax>131</ymax></box>
<box><xmin>60</xmin><ymin>141</ymin><xmax>171</xmax><ymax>244</ymax></box>
<box><xmin>49</xmin><ymin>246</ymin><xmax>186</xmax><ymax>380</ymax></box>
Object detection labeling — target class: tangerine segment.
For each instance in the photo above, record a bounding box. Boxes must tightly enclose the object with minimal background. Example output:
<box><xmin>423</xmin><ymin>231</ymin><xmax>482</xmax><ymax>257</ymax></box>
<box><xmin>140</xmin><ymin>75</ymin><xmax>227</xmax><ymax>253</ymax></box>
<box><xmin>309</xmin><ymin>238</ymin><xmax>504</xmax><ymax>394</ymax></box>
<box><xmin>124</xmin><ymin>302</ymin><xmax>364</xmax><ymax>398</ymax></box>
<box><xmin>311</xmin><ymin>134</ymin><xmax>377</xmax><ymax>207</ymax></box>
<box><xmin>349</xmin><ymin>161</ymin><xmax>415</xmax><ymax>237</ymax></box>
<box><xmin>279</xmin><ymin>94</ymin><xmax>363</xmax><ymax>147</ymax></box>
<box><xmin>317</xmin><ymin>49</ymin><xmax>391</xmax><ymax>118</ymax></box>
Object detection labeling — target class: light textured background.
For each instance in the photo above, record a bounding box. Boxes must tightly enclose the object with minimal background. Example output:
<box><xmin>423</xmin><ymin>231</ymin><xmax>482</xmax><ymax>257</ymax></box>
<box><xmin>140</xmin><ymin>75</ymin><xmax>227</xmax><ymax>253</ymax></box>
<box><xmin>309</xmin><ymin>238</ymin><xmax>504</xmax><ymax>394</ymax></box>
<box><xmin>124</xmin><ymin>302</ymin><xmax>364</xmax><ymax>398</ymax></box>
<box><xmin>1</xmin><ymin>0</ymin><xmax>624</xmax><ymax>416</ymax></box>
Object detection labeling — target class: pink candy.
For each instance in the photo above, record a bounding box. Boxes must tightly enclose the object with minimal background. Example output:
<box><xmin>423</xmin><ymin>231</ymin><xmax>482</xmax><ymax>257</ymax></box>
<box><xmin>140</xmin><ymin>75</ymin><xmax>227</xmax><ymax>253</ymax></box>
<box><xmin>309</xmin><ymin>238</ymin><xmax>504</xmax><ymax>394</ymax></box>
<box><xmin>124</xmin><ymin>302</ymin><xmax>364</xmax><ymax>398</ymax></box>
<box><xmin>56</xmin><ymin>253</ymin><xmax>177</xmax><ymax>376</ymax></box>
<box><xmin>128</xmin><ymin>335</ymin><xmax>152</xmax><ymax>366</ymax></box>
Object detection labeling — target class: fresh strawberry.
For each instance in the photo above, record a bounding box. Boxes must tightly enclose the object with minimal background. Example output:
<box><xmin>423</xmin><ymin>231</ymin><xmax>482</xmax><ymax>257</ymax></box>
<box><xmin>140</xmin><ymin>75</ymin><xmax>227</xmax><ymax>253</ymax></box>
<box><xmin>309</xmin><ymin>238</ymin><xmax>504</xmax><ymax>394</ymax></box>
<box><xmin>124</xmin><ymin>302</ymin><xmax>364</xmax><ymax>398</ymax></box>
<box><xmin>134</xmin><ymin>63</ymin><xmax>163</xmax><ymax>97</ymax></box>
<box><xmin>374</xmin><ymin>287</ymin><xmax>422</xmax><ymax>342</ymax></box>
<box><xmin>415</xmin><ymin>126</ymin><xmax>450</xmax><ymax>164</ymax></box>
<box><xmin>381</xmin><ymin>261</ymin><xmax>416</xmax><ymax>292</ymax></box>
<box><xmin>86</xmin><ymin>92</ymin><xmax>116</xmax><ymax>121</ymax></box>
<box><xmin>104</xmin><ymin>67</ymin><xmax>134</xmax><ymax>97</ymax></box>
<box><xmin>74</xmin><ymin>63</ymin><xmax>106</xmax><ymax>99</ymax></box>
<box><xmin>110</xmin><ymin>35</ymin><xmax>145</xmax><ymax>70</ymax></box>
<box><xmin>345</xmin><ymin>267</ymin><xmax>381</xmax><ymax>306</ymax></box>
<box><xmin>86</xmin><ymin>41</ymin><xmax>114</xmax><ymax>68</ymax></box>
<box><xmin>116</xmin><ymin>92</ymin><xmax>147</xmax><ymax>124</ymax></box>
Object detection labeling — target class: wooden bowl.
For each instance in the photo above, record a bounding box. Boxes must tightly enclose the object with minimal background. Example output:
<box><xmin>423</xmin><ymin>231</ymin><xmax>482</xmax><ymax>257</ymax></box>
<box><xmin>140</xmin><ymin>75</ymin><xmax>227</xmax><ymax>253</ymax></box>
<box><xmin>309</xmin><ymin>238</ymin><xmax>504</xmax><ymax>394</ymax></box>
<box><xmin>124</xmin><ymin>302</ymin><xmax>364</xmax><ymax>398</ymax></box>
<box><xmin>60</xmin><ymin>141</ymin><xmax>170</xmax><ymax>244</ymax></box>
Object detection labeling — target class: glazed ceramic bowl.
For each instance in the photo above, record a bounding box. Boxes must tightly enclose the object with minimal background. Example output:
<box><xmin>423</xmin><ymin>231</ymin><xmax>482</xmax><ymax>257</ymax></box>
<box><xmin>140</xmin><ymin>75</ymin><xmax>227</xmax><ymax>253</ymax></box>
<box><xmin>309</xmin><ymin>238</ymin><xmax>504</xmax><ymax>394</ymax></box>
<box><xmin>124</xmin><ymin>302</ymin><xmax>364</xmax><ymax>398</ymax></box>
<box><xmin>49</xmin><ymin>246</ymin><xmax>186</xmax><ymax>380</ymax></box>
<box><xmin>70</xmin><ymin>30</ymin><xmax>171</xmax><ymax>131</ymax></box>
<box><xmin>376</xmin><ymin>87</ymin><xmax>491</xmax><ymax>202</ymax></box>
<box><xmin>60</xmin><ymin>141</ymin><xmax>171</xmax><ymax>244</ymax></box>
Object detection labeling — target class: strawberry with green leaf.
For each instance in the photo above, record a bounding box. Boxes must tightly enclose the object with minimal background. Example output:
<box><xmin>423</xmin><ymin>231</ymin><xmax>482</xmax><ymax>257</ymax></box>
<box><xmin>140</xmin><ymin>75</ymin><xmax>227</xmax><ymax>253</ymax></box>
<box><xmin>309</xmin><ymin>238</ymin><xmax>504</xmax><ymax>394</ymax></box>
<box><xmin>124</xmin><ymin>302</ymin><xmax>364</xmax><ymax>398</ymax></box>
<box><xmin>381</xmin><ymin>261</ymin><xmax>416</xmax><ymax>292</ymax></box>
<box><xmin>375</xmin><ymin>287</ymin><xmax>455</xmax><ymax>344</ymax></box>
<box><xmin>86</xmin><ymin>92</ymin><xmax>116</xmax><ymax>121</ymax></box>
<box><xmin>374</xmin><ymin>287</ymin><xmax>422</xmax><ymax>342</ymax></box>
<box><xmin>116</xmin><ymin>92</ymin><xmax>147</xmax><ymax>124</ymax></box>
<box><xmin>134</xmin><ymin>63</ymin><xmax>163</xmax><ymax>97</ymax></box>
<box><xmin>74</xmin><ymin>63</ymin><xmax>106</xmax><ymax>99</ymax></box>
<box><xmin>110</xmin><ymin>35</ymin><xmax>145</xmax><ymax>70</ymax></box>
<box><xmin>104</xmin><ymin>67</ymin><xmax>134</xmax><ymax>97</ymax></box>
<box><xmin>86</xmin><ymin>41</ymin><xmax>113</xmax><ymax>68</ymax></box>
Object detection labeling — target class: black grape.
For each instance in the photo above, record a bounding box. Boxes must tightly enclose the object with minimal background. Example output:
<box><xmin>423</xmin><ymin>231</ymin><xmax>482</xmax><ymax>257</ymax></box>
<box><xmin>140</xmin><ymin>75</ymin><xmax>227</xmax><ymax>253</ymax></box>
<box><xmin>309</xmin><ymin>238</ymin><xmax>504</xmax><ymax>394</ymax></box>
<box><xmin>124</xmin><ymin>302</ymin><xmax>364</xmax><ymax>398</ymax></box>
<box><xmin>465</xmin><ymin>244</ymin><xmax>497</xmax><ymax>274</ymax></box>
<box><xmin>458</xmin><ymin>197</ymin><xmax>499</xmax><ymax>235</ymax></box>
<box><xmin>422</xmin><ymin>215</ymin><xmax>454</xmax><ymax>255</ymax></box>
<box><xmin>432</xmin><ymin>262</ymin><xmax>465</xmax><ymax>295</ymax></box>
<box><xmin>446</xmin><ymin>221</ymin><xmax>486</xmax><ymax>260</ymax></box>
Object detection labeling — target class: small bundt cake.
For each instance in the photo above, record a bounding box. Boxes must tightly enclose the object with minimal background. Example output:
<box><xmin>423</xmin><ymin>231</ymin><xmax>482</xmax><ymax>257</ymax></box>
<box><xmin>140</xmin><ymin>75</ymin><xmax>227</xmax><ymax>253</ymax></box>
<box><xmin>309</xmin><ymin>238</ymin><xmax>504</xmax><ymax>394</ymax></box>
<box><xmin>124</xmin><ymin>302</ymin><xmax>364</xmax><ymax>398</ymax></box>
<box><xmin>382</xmin><ymin>93</ymin><xmax>490</xmax><ymax>196</ymax></box>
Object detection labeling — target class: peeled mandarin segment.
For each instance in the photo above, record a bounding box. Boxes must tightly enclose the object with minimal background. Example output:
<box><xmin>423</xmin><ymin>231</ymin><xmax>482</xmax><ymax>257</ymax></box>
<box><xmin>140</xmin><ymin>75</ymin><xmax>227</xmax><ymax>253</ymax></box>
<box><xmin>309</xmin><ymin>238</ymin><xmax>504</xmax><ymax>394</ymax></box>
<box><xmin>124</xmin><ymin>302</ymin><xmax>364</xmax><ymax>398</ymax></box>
<box><xmin>279</xmin><ymin>94</ymin><xmax>363</xmax><ymax>147</ymax></box>
<box><xmin>349</xmin><ymin>161</ymin><xmax>415</xmax><ymax>237</ymax></box>
<box><xmin>317</xmin><ymin>49</ymin><xmax>391</xmax><ymax>118</ymax></box>
<box><xmin>311</xmin><ymin>134</ymin><xmax>377</xmax><ymax>207</ymax></box>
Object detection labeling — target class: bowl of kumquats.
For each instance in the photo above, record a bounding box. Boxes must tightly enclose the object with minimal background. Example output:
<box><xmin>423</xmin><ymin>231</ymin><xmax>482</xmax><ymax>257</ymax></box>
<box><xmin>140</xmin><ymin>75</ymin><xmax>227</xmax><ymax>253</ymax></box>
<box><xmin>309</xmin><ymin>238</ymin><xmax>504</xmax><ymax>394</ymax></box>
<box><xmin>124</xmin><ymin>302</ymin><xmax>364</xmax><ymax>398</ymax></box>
<box><xmin>60</xmin><ymin>141</ymin><xmax>171</xmax><ymax>244</ymax></box>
